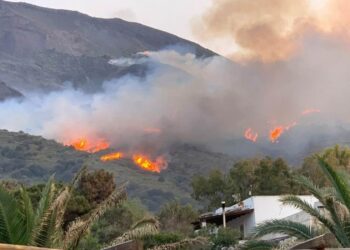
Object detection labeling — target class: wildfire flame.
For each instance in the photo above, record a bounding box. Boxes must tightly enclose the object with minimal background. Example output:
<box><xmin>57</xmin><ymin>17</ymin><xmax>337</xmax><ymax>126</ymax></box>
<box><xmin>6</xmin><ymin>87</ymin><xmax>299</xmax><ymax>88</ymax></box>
<box><xmin>270</xmin><ymin>126</ymin><xmax>284</xmax><ymax>143</ymax></box>
<box><xmin>244</xmin><ymin>128</ymin><xmax>258</xmax><ymax>142</ymax></box>
<box><xmin>99</xmin><ymin>151</ymin><xmax>167</xmax><ymax>173</ymax></box>
<box><xmin>244</xmin><ymin>108</ymin><xmax>320</xmax><ymax>143</ymax></box>
<box><xmin>132</xmin><ymin>154</ymin><xmax>167</xmax><ymax>173</ymax></box>
<box><xmin>270</xmin><ymin>122</ymin><xmax>297</xmax><ymax>143</ymax></box>
<box><xmin>100</xmin><ymin>152</ymin><xmax>124</xmax><ymax>162</ymax></box>
<box><xmin>66</xmin><ymin>138</ymin><xmax>110</xmax><ymax>153</ymax></box>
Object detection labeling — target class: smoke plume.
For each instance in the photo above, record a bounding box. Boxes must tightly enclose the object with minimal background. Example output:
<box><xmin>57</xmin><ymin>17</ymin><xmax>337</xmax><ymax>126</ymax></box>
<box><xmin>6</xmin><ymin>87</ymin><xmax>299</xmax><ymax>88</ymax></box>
<box><xmin>193</xmin><ymin>0</ymin><xmax>350</xmax><ymax>62</ymax></box>
<box><xmin>2</xmin><ymin>1</ymin><xmax>350</xmax><ymax>158</ymax></box>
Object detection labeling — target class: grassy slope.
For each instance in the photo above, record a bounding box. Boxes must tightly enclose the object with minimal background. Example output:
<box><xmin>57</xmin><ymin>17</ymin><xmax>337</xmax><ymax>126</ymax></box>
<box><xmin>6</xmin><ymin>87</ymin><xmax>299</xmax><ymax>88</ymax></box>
<box><xmin>0</xmin><ymin>129</ymin><xmax>234</xmax><ymax>211</ymax></box>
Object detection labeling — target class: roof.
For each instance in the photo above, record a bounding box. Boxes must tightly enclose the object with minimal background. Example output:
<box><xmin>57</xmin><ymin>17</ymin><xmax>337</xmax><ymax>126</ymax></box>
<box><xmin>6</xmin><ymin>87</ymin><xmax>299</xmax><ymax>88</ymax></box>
<box><xmin>192</xmin><ymin>207</ymin><xmax>254</xmax><ymax>229</ymax></box>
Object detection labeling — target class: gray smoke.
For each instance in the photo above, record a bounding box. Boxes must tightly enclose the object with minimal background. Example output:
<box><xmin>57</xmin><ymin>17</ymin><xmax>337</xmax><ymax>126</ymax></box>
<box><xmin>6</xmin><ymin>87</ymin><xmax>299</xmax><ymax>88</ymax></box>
<box><xmin>1</xmin><ymin>33</ymin><xmax>350</xmax><ymax>157</ymax></box>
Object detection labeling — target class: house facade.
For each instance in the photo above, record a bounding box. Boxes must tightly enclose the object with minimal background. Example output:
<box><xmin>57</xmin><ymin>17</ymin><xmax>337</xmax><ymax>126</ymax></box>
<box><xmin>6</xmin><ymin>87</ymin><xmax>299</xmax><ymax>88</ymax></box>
<box><xmin>193</xmin><ymin>195</ymin><xmax>319</xmax><ymax>239</ymax></box>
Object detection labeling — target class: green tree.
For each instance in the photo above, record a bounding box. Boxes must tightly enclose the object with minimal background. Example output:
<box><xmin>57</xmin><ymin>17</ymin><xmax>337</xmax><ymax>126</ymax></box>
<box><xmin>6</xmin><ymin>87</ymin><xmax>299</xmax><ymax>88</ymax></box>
<box><xmin>300</xmin><ymin>145</ymin><xmax>350</xmax><ymax>187</ymax></box>
<box><xmin>64</xmin><ymin>169</ymin><xmax>117</xmax><ymax>228</ymax></box>
<box><xmin>90</xmin><ymin>199</ymin><xmax>149</xmax><ymax>245</ymax></box>
<box><xmin>158</xmin><ymin>200</ymin><xmax>198</xmax><ymax>236</ymax></box>
<box><xmin>191</xmin><ymin>169</ymin><xmax>235</xmax><ymax>210</ymax></box>
<box><xmin>0</xmin><ymin>168</ymin><xmax>126</xmax><ymax>250</ymax></box>
<box><xmin>242</xmin><ymin>156</ymin><xmax>350</xmax><ymax>248</ymax></box>
<box><xmin>192</xmin><ymin>157</ymin><xmax>299</xmax><ymax>210</ymax></box>
<box><xmin>229</xmin><ymin>159</ymin><xmax>258</xmax><ymax>199</ymax></box>
<box><xmin>253</xmin><ymin>158</ymin><xmax>298</xmax><ymax>195</ymax></box>
<box><xmin>79</xmin><ymin>169</ymin><xmax>116</xmax><ymax>205</ymax></box>
<box><xmin>230</xmin><ymin>157</ymin><xmax>299</xmax><ymax>198</ymax></box>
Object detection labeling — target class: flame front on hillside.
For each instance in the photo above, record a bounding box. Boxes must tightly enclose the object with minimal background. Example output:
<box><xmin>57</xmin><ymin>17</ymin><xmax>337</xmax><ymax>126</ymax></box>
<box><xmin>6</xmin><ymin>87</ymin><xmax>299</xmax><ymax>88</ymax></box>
<box><xmin>65</xmin><ymin>138</ymin><xmax>167</xmax><ymax>173</ymax></box>
<box><xmin>132</xmin><ymin>154</ymin><xmax>167</xmax><ymax>173</ymax></box>
<box><xmin>65</xmin><ymin>138</ymin><xmax>110</xmax><ymax>153</ymax></box>
<box><xmin>244</xmin><ymin>109</ymin><xmax>319</xmax><ymax>143</ymax></box>
<box><xmin>100</xmin><ymin>152</ymin><xmax>124</xmax><ymax>161</ymax></box>
<box><xmin>99</xmin><ymin>151</ymin><xmax>167</xmax><ymax>173</ymax></box>
<box><xmin>244</xmin><ymin>128</ymin><xmax>258</xmax><ymax>142</ymax></box>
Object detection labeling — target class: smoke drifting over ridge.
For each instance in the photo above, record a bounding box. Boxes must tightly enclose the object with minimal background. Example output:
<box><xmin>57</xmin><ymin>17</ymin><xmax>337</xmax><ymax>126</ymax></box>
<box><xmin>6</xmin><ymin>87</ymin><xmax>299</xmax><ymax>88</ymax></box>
<box><xmin>193</xmin><ymin>0</ymin><xmax>350</xmax><ymax>62</ymax></box>
<box><xmin>1</xmin><ymin>32</ymin><xmax>350</xmax><ymax>157</ymax></box>
<box><xmin>2</xmin><ymin>0</ymin><xmax>350</xmax><ymax>158</ymax></box>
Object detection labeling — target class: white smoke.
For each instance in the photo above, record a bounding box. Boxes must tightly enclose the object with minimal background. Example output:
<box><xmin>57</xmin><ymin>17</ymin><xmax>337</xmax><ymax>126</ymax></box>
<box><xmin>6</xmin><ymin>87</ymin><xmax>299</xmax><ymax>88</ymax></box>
<box><xmin>1</xmin><ymin>34</ymin><xmax>350</xmax><ymax>156</ymax></box>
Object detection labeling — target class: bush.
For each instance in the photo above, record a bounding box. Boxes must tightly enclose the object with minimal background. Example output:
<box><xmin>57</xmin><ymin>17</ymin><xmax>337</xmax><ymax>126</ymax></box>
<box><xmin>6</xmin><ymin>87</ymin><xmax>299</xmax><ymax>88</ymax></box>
<box><xmin>142</xmin><ymin>232</ymin><xmax>183</xmax><ymax>249</ymax></box>
<box><xmin>76</xmin><ymin>233</ymin><xmax>101</xmax><ymax>250</ymax></box>
<box><xmin>210</xmin><ymin>227</ymin><xmax>240</xmax><ymax>249</ymax></box>
<box><xmin>158</xmin><ymin>200</ymin><xmax>198</xmax><ymax>236</ymax></box>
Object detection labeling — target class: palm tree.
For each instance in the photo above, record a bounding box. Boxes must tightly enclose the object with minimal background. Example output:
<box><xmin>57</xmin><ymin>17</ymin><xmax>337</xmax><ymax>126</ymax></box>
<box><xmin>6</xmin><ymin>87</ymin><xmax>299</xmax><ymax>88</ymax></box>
<box><xmin>109</xmin><ymin>217</ymin><xmax>160</xmax><ymax>245</ymax></box>
<box><xmin>106</xmin><ymin>216</ymin><xmax>209</xmax><ymax>250</ymax></box>
<box><xmin>0</xmin><ymin>168</ymin><xmax>126</xmax><ymax>250</ymax></box>
<box><xmin>240</xmin><ymin>155</ymin><xmax>350</xmax><ymax>249</ymax></box>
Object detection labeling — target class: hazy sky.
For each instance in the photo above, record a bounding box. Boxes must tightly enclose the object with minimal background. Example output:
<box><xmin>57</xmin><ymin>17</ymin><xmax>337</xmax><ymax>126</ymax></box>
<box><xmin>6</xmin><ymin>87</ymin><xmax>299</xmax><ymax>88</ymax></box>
<box><xmin>6</xmin><ymin>0</ymin><xmax>329</xmax><ymax>57</ymax></box>
<box><xmin>6</xmin><ymin>0</ymin><xmax>213</xmax><ymax>48</ymax></box>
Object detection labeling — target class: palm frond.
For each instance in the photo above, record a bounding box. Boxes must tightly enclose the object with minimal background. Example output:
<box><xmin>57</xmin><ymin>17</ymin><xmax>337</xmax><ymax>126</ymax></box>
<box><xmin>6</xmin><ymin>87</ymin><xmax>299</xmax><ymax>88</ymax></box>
<box><xmin>149</xmin><ymin>236</ymin><xmax>208</xmax><ymax>250</ymax></box>
<box><xmin>253</xmin><ymin>219</ymin><xmax>316</xmax><ymax>240</ymax></box>
<box><xmin>294</xmin><ymin>176</ymin><xmax>328</xmax><ymax>203</ymax></box>
<box><xmin>318</xmin><ymin>157</ymin><xmax>350</xmax><ymax>211</ymax></box>
<box><xmin>69</xmin><ymin>166</ymin><xmax>87</xmax><ymax>189</ymax></box>
<box><xmin>294</xmin><ymin>175</ymin><xmax>350</xmax><ymax>245</ymax></box>
<box><xmin>30</xmin><ymin>177</ymin><xmax>56</xmax><ymax>246</ymax></box>
<box><xmin>50</xmin><ymin>187</ymin><xmax>71</xmax><ymax>232</ymax></box>
<box><xmin>322</xmin><ymin>196</ymin><xmax>350</xmax><ymax>247</ymax></box>
<box><xmin>132</xmin><ymin>217</ymin><xmax>160</xmax><ymax>230</ymax></box>
<box><xmin>110</xmin><ymin>217</ymin><xmax>160</xmax><ymax>245</ymax></box>
<box><xmin>18</xmin><ymin>187</ymin><xmax>35</xmax><ymax>244</ymax></box>
<box><xmin>64</xmin><ymin>184</ymin><xmax>127</xmax><ymax>250</ymax></box>
<box><xmin>281</xmin><ymin>194</ymin><xmax>350</xmax><ymax>246</ymax></box>
<box><xmin>281</xmin><ymin>195</ymin><xmax>333</xmax><ymax>231</ymax></box>
<box><xmin>0</xmin><ymin>187</ymin><xmax>24</xmax><ymax>244</ymax></box>
<box><xmin>238</xmin><ymin>240</ymin><xmax>276</xmax><ymax>250</ymax></box>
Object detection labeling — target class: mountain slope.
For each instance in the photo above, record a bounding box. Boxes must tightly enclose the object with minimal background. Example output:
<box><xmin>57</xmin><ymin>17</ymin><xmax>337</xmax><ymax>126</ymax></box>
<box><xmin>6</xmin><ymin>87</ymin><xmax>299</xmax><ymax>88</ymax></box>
<box><xmin>0</xmin><ymin>0</ymin><xmax>214</xmax><ymax>95</ymax></box>
<box><xmin>0</xmin><ymin>129</ymin><xmax>233</xmax><ymax>211</ymax></box>
<box><xmin>0</xmin><ymin>81</ymin><xmax>22</xmax><ymax>100</ymax></box>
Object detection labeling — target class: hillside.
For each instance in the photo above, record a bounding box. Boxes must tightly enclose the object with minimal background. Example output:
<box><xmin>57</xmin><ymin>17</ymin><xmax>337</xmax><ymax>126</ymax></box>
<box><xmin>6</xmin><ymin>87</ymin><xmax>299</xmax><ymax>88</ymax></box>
<box><xmin>0</xmin><ymin>0</ymin><xmax>214</xmax><ymax>95</ymax></box>
<box><xmin>0</xmin><ymin>129</ymin><xmax>234</xmax><ymax>211</ymax></box>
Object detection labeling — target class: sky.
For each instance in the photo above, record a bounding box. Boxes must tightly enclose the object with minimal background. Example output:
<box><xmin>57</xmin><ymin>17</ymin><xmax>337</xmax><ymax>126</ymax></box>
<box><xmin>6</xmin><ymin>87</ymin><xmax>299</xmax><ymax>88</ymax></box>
<box><xmin>5</xmin><ymin>0</ymin><xmax>330</xmax><ymax>58</ymax></box>
<box><xmin>6</xmin><ymin>0</ymin><xmax>214</xmax><ymax>50</ymax></box>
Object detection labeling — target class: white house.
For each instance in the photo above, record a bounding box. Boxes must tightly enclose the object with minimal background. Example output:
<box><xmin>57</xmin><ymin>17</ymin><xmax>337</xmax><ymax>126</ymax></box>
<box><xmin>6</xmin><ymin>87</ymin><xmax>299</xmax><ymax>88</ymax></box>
<box><xmin>193</xmin><ymin>195</ymin><xmax>319</xmax><ymax>239</ymax></box>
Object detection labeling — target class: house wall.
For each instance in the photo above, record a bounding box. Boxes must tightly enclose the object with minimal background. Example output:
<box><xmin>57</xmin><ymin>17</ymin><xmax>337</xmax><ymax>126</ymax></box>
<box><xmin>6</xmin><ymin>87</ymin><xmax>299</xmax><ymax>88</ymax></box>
<box><xmin>210</xmin><ymin>196</ymin><xmax>318</xmax><ymax>239</ymax></box>
<box><xmin>226</xmin><ymin>196</ymin><xmax>317</xmax><ymax>238</ymax></box>
<box><xmin>284</xmin><ymin>210</ymin><xmax>312</xmax><ymax>226</ymax></box>
<box><xmin>252</xmin><ymin>196</ymin><xmax>317</xmax><ymax>225</ymax></box>
<box><xmin>227</xmin><ymin>212</ymin><xmax>255</xmax><ymax>238</ymax></box>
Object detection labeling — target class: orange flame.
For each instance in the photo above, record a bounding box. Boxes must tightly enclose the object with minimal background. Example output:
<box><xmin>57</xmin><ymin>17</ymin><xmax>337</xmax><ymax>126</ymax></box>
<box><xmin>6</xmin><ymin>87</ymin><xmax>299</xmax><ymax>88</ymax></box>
<box><xmin>244</xmin><ymin>128</ymin><xmax>258</xmax><ymax>142</ymax></box>
<box><xmin>270</xmin><ymin>126</ymin><xmax>284</xmax><ymax>143</ymax></box>
<box><xmin>269</xmin><ymin>121</ymin><xmax>297</xmax><ymax>143</ymax></box>
<box><xmin>132</xmin><ymin>154</ymin><xmax>167</xmax><ymax>173</ymax></box>
<box><xmin>302</xmin><ymin>108</ymin><xmax>321</xmax><ymax>115</ymax></box>
<box><xmin>100</xmin><ymin>152</ymin><xmax>124</xmax><ymax>162</ymax></box>
<box><xmin>66</xmin><ymin>138</ymin><xmax>110</xmax><ymax>153</ymax></box>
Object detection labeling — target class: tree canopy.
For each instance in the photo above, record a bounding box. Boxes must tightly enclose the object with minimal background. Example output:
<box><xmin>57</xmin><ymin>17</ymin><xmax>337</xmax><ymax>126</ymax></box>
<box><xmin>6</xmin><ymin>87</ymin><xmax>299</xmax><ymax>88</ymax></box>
<box><xmin>191</xmin><ymin>157</ymin><xmax>300</xmax><ymax>210</ymax></box>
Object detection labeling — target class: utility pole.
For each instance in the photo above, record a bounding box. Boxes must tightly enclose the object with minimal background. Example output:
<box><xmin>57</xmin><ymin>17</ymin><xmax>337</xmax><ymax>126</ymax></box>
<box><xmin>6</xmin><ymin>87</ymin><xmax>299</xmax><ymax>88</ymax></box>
<box><xmin>221</xmin><ymin>201</ymin><xmax>226</xmax><ymax>228</ymax></box>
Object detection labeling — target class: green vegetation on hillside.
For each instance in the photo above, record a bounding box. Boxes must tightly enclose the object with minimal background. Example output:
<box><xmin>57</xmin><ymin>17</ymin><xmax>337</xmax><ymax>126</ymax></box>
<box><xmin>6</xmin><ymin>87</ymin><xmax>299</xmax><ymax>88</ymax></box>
<box><xmin>0</xmin><ymin>130</ymin><xmax>233</xmax><ymax>211</ymax></box>
<box><xmin>240</xmin><ymin>155</ymin><xmax>350</xmax><ymax>249</ymax></box>
<box><xmin>191</xmin><ymin>145</ymin><xmax>350</xmax><ymax>211</ymax></box>
<box><xmin>3</xmin><ymin>128</ymin><xmax>350</xmax><ymax>249</ymax></box>
<box><xmin>0</xmin><ymin>168</ymin><xmax>126</xmax><ymax>249</ymax></box>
